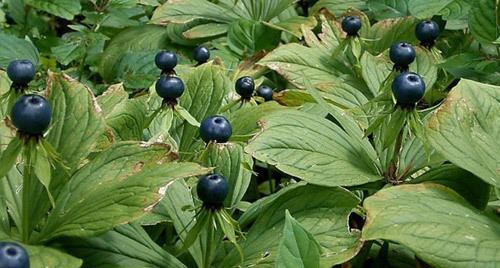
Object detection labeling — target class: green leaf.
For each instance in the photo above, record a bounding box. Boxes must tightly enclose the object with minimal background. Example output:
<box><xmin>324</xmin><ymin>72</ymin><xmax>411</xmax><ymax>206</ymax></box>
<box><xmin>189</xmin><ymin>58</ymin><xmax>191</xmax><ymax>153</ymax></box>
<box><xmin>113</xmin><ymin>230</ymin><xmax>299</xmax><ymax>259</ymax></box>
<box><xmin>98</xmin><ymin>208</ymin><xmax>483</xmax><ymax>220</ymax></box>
<box><xmin>0</xmin><ymin>138</ymin><xmax>22</xmax><ymax>181</ymax></box>
<box><xmin>219</xmin><ymin>184</ymin><xmax>362</xmax><ymax>267</ymax></box>
<box><xmin>97</xmin><ymin>84</ymin><xmax>148</xmax><ymax>141</ymax></box>
<box><xmin>411</xmin><ymin>46</ymin><xmax>438</xmax><ymax>93</ymax></box>
<box><xmin>33</xmin><ymin>143</ymin><xmax>54</xmax><ymax>206</ymax></box>
<box><xmin>115</xmin><ymin>52</ymin><xmax>159</xmax><ymax>89</ymax></box>
<box><xmin>51</xmin><ymin>41</ymin><xmax>85</xmax><ymax>66</ymax></box>
<box><xmin>411</xmin><ymin>165</ymin><xmax>490</xmax><ymax>210</ymax></box>
<box><xmin>368</xmin><ymin>0</ymin><xmax>410</xmax><ymax>20</ymax></box>
<box><xmin>311</xmin><ymin>0</ymin><xmax>368</xmax><ymax>16</ymax></box>
<box><xmin>408</xmin><ymin>0</ymin><xmax>473</xmax><ymax>20</ymax></box>
<box><xmin>426</xmin><ymin>79</ymin><xmax>500</xmax><ymax>187</ymax></box>
<box><xmin>99</xmin><ymin>25</ymin><xmax>172</xmax><ymax>82</ymax></box>
<box><xmin>46</xmin><ymin>72</ymin><xmax>107</xmax><ymax>195</ymax></box>
<box><xmin>0</xmin><ymin>32</ymin><xmax>39</xmax><ymax>68</ymax></box>
<box><xmin>365</xmin><ymin>17</ymin><xmax>418</xmax><ymax>55</ymax></box>
<box><xmin>227</xmin><ymin>19</ymin><xmax>281</xmax><ymax>57</ymax></box>
<box><xmin>35</xmin><ymin>142</ymin><xmax>209</xmax><ymax>242</ymax></box>
<box><xmin>175</xmin><ymin>105</ymin><xmax>201</xmax><ymax>127</ymax></box>
<box><xmin>151</xmin><ymin>0</ymin><xmax>236</xmax><ymax>24</ymax></box>
<box><xmin>25</xmin><ymin>0</ymin><xmax>81</xmax><ymax>20</ymax></box>
<box><xmin>468</xmin><ymin>0</ymin><xmax>499</xmax><ymax>45</ymax></box>
<box><xmin>264</xmin><ymin>16</ymin><xmax>317</xmax><ymax>38</ymax></box>
<box><xmin>201</xmin><ymin>143</ymin><xmax>253</xmax><ymax>207</ymax></box>
<box><xmin>258</xmin><ymin>44</ymin><xmax>369</xmax><ymax>108</ymax></box>
<box><xmin>63</xmin><ymin>223</ymin><xmax>186</xmax><ymax>268</ymax></box>
<box><xmin>228</xmin><ymin>0</ymin><xmax>296</xmax><ymax>21</ymax></box>
<box><xmin>246</xmin><ymin>109</ymin><xmax>381</xmax><ymax>187</ymax></box>
<box><xmin>155</xmin><ymin>180</ymin><xmax>204</xmax><ymax>267</ymax></box>
<box><xmin>170</xmin><ymin>62</ymin><xmax>231</xmax><ymax>160</ymax></box>
<box><xmin>182</xmin><ymin>23</ymin><xmax>228</xmax><ymax>39</ymax></box>
<box><xmin>362</xmin><ymin>183</ymin><xmax>500</xmax><ymax>267</ymax></box>
<box><xmin>229</xmin><ymin>101</ymin><xmax>287</xmax><ymax>136</ymax></box>
<box><xmin>275</xmin><ymin>210</ymin><xmax>321</xmax><ymax>268</ymax></box>
<box><xmin>25</xmin><ymin>244</ymin><xmax>82</xmax><ymax>268</ymax></box>
<box><xmin>0</xmin><ymin>167</ymin><xmax>23</xmax><ymax>234</ymax></box>
<box><xmin>360</xmin><ymin>52</ymin><xmax>393</xmax><ymax>96</ymax></box>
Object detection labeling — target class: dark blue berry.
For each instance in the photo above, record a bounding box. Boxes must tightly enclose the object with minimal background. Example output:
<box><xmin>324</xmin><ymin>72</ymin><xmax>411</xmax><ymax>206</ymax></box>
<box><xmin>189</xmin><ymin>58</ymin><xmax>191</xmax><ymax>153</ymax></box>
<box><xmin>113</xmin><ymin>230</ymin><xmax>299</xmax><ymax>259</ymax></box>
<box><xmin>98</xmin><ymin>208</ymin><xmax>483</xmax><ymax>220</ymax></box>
<box><xmin>389</xmin><ymin>42</ymin><xmax>416</xmax><ymax>71</ymax></box>
<box><xmin>7</xmin><ymin>60</ymin><xmax>36</xmax><ymax>87</ymax></box>
<box><xmin>0</xmin><ymin>242</ymin><xmax>29</xmax><ymax>268</ymax></box>
<box><xmin>256</xmin><ymin>85</ymin><xmax>273</xmax><ymax>101</ymax></box>
<box><xmin>341</xmin><ymin>16</ymin><xmax>362</xmax><ymax>36</ymax></box>
<box><xmin>416</xmin><ymin>20</ymin><xmax>440</xmax><ymax>47</ymax></box>
<box><xmin>155</xmin><ymin>51</ymin><xmax>177</xmax><ymax>71</ymax></box>
<box><xmin>235</xmin><ymin>76</ymin><xmax>255</xmax><ymax>99</ymax></box>
<box><xmin>392</xmin><ymin>72</ymin><xmax>426</xmax><ymax>106</ymax></box>
<box><xmin>11</xmin><ymin>94</ymin><xmax>52</xmax><ymax>136</ymax></box>
<box><xmin>193</xmin><ymin>46</ymin><xmax>210</xmax><ymax>64</ymax></box>
<box><xmin>155</xmin><ymin>76</ymin><xmax>185</xmax><ymax>100</ymax></box>
<box><xmin>199</xmin><ymin>116</ymin><xmax>232</xmax><ymax>143</ymax></box>
<box><xmin>197</xmin><ymin>173</ymin><xmax>229</xmax><ymax>206</ymax></box>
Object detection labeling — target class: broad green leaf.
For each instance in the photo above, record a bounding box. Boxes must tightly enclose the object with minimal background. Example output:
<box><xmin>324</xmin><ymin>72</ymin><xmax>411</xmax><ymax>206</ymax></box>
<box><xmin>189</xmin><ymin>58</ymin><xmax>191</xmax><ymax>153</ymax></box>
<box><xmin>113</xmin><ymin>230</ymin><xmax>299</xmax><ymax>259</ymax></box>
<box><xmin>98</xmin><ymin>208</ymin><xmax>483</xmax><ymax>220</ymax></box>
<box><xmin>311</xmin><ymin>0</ymin><xmax>368</xmax><ymax>16</ymax></box>
<box><xmin>182</xmin><ymin>23</ymin><xmax>228</xmax><ymax>39</ymax></box>
<box><xmin>226</xmin><ymin>0</ymin><xmax>296</xmax><ymax>21</ymax></box>
<box><xmin>51</xmin><ymin>41</ymin><xmax>85</xmax><ymax>66</ymax></box>
<box><xmin>360</xmin><ymin>52</ymin><xmax>392</xmax><ymax>96</ymax></box>
<box><xmin>219</xmin><ymin>184</ymin><xmax>363</xmax><ymax>267</ymax></box>
<box><xmin>408</xmin><ymin>0</ymin><xmax>473</xmax><ymax>21</ymax></box>
<box><xmin>410</xmin><ymin>46</ymin><xmax>438</xmax><ymax>93</ymax></box>
<box><xmin>362</xmin><ymin>183</ymin><xmax>500</xmax><ymax>267</ymax></box>
<box><xmin>99</xmin><ymin>25</ymin><xmax>172</xmax><ymax>82</ymax></box>
<box><xmin>26</xmin><ymin>244</ymin><xmax>82</xmax><ymax>268</ymax></box>
<box><xmin>411</xmin><ymin>165</ymin><xmax>491</xmax><ymax>210</ymax></box>
<box><xmin>368</xmin><ymin>0</ymin><xmax>410</xmax><ymax>20</ymax></box>
<box><xmin>365</xmin><ymin>17</ymin><xmax>418</xmax><ymax>55</ymax></box>
<box><xmin>227</xmin><ymin>19</ymin><xmax>281</xmax><ymax>57</ymax></box>
<box><xmin>302</xmin><ymin>14</ymin><xmax>342</xmax><ymax>54</ymax></box>
<box><xmin>0</xmin><ymin>32</ymin><xmax>39</xmax><ymax>68</ymax></box>
<box><xmin>46</xmin><ymin>72</ymin><xmax>107</xmax><ymax>194</ymax></box>
<box><xmin>25</xmin><ymin>0</ymin><xmax>81</xmax><ymax>19</ymax></box>
<box><xmin>156</xmin><ymin>180</ymin><xmax>204</xmax><ymax>267</ymax></box>
<box><xmin>63</xmin><ymin>223</ymin><xmax>185</xmax><ymax>268</ymax></box>
<box><xmin>115</xmin><ymin>52</ymin><xmax>159</xmax><ymax>89</ymax></box>
<box><xmin>0</xmin><ymin>167</ymin><xmax>22</xmax><ymax>234</ymax></box>
<box><xmin>97</xmin><ymin>84</ymin><xmax>148</xmax><ymax>141</ymax></box>
<box><xmin>426</xmin><ymin>79</ymin><xmax>500</xmax><ymax>187</ymax></box>
<box><xmin>151</xmin><ymin>0</ymin><xmax>236</xmax><ymax>24</ymax></box>
<box><xmin>468</xmin><ymin>0</ymin><xmax>499</xmax><ymax>45</ymax></box>
<box><xmin>275</xmin><ymin>210</ymin><xmax>321</xmax><ymax>268</ymax></box>
<box><xmin>246</xmin><ymin>110</ymin><xmax>381</xmax><ymax>187</ymax></box>
<box><xmin>201</xmin><ymin>143</ymin><xmax>253</xmax><ymax>207</ymax></box>
<box><xmin>36</xmin><ymin>142</ymin><xmax>209</xmax><ymax>242</ymax></box>
<box><xmin>258</xmin><ymin>44</ymin><xmax>368</xmax><ymax>108</ymax></box>
<box><xmin>229</xmin><ymin>101</ymin><xmax>287</xmax><ymax>136</ymax></box>
<box><xmin>0</xmin><ymin>138</ymin><xmax>22</xmax><ymax>181</ymax></box>
<box><xmin>170</xmin><ymin>62</ymin><xmax>231</xmax><ymax>160</ymax></box>
<box><xmin>265</xmin><ymin>16</ymin><xmax>317</xmax><ymax>38</ymax></box>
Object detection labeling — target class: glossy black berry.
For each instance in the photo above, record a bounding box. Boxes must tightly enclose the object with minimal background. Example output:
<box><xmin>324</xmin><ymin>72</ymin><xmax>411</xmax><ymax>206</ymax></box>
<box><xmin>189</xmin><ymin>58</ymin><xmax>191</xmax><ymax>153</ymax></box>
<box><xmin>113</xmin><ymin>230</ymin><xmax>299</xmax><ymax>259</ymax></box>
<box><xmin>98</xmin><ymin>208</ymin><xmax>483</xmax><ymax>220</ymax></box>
<box><xmin>155</xmin><ymin>51</ymin><xmax>177</xmax><ymax>71</ymax></box>
<box><xmin>155</xmin><ymin>76</ymin><xmax>185</xmax><ymax>100</ymax></box>
<box><xmin>0</xmin><ymin>242</ymin><xmax>29</xmax><ymax>268</ymax></box>
<box><xmin>11</xmin><ymin>94</ymin><xmax>52</xmax><ymax>136</ymax></box>
<box><xmin>193</xmin><ymin>46</ymin><xmax>210</xmax><ymax>64</ymax></box>
<box><xmin>199</xmin><ymin>116</ymin><xmax>232</xmax><ymax>143</ymax></box>
<box><xmin>389</xmin><ymin>42</ymin><xmax>416</xmax><ymax>71</ymax></box>
<box><xmin>197</xmin><ymin>173</ymin><xmax>229</xmax><ymax>206</ymax></box>
<box><xmin>7</xmin><ymin>60</ymin><xmax>36</xmax><ymax>87</ymax></box>
<box><xmin>416</xmin><ymin>20</ymin><xmax>440</xmax><ymax>47</ymax></box>
<box><xmin>5</xmin><ymin>13</ymin><xmax>16</xmax><ymax>25</ymax></box>
<box><xmin>256</xmin><ymin>85</ymin><xmax>273</xmax><ymax>101</ymax></box>
<box><xmin>392</xmin><ymin>72</ymin><xmax>426</xmax><ymax>107</ymax></box>
<box><xmin>235</xmin><ymin>76</ymin><xmax>255</xmax><ymax>99</ymax></box>
<box><xmin>341</xmin><ymin>16</ymin><xmax>362</xmax><ymax>36</ymax></box>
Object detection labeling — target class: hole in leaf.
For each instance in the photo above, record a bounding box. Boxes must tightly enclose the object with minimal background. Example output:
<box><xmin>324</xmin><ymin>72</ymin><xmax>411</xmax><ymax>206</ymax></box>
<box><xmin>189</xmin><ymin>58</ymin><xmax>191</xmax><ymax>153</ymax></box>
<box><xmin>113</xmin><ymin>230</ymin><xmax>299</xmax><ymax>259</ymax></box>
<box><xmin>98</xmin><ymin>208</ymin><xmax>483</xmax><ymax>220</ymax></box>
<box><xmin>348</xmin><ymin>211</ymin><xmax>365</xmax><ymax>231</ymax></box>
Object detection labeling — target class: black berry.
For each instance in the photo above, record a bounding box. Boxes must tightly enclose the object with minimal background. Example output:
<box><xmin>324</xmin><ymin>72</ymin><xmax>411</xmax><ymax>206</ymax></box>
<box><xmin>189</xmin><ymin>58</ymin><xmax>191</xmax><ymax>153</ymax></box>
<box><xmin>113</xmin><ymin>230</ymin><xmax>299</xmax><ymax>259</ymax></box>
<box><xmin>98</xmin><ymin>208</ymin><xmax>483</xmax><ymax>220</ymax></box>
<box><xmin>392</xmin><ymin>72</ymin><xmax>426</xmax><ymax>107</ymax></box>
<box><xmin>199</xmin><ymin>115</ymin><xmax>232</xmax><ymax>143</ymax></box>
<box><xmin>7</xmin><ymin>60</ymin><xmax>36</xmax><ymax>88</ymax></box>
<box><xmin>0</xmin><ymin>242</ymin><xmax>29</xmax><ymax>268</ymax></box>
<box><xmin>193</xmin><ymin>46</ymin><xmax>210</xmax><ymax>64</ymax></box>
<box><xmin>155</xmin><ymin>51</ymin><xmax>177</xmax><ymax>72</ymax></box>
<box><xmin>11</xmin><ymin>94</ymin><xmax>52</xmax><ymax>136</ymax></box>
<box><xmin>389</xmin><ymin>42</ymin><xmax>416</xmax><ymax>71</ymax></box>
<box><xmin>256</xmin><ymin>85</ymin><xmax>273</xmax><ymax>101</ymax></box>
<box><xmin>197</xmin><ymin>173</ymin><xmax>229</xmax><ymax>207</ymax></box>
<box><xmin>235</xmin><ymin>76</ymin><xmax>255</xmax><ymax>100</ymax></box>
<box><xmin>341</xmin><ymin>16</ymin><xmax>362</xmax><ymax>36</ymax></box>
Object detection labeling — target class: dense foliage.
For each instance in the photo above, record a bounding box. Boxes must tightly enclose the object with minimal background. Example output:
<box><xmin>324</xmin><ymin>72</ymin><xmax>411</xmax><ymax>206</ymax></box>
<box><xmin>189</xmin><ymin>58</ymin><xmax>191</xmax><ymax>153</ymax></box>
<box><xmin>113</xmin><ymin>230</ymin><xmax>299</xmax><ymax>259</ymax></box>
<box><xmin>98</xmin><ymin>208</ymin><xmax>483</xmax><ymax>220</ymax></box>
<box><xmin>0</xmin><ymin>0</ymin><xmax>499</xmax><ymax>267</ymax></box>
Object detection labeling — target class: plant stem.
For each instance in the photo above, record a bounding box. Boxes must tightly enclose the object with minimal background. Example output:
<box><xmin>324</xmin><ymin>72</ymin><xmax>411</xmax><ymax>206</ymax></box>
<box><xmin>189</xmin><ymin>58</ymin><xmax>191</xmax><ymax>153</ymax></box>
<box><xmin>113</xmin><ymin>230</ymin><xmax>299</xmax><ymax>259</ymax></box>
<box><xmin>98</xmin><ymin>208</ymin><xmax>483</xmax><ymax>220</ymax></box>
<box><xmin>267</xmin><ymin>164</ymin><xmax>274</xmax><ymax>194</ymax></box>
<box><xmin>388</xmin><ymin>126</ymin><xmax>405</xmax><ymax>183</ymax></box>
<box><xmin>21</xmin><ymin>140</ymin><xmax>34</xmax><ymax>243</ymax></box>
<box><xmin>78</xmin><ymin>52</ymin><xmax>87</xmax><ymax>82</ymax></box>
<box><xmin>203</xmin><ymin>212</ymin><xmax>214</xmax><ymax>268</ymax></box>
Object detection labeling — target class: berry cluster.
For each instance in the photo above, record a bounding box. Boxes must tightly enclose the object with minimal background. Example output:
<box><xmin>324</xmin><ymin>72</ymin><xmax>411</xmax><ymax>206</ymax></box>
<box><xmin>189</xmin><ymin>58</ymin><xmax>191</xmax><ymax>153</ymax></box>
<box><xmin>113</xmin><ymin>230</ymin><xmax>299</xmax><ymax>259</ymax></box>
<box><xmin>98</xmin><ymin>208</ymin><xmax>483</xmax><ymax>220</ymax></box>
<box><xmin>154</xmin><ymin>51</ymin><xmax>185</xmax><ymax>106</ymax></box>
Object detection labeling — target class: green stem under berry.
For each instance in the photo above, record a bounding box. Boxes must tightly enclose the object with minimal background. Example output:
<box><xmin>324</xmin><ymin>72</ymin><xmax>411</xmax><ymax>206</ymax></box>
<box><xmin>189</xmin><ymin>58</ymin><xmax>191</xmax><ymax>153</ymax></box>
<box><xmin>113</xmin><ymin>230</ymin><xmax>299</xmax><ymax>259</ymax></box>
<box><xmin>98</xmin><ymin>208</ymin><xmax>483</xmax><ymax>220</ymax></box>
<box><xmin>203</xmin><ymin>211</ymin><xmax>215</xmax><ymax>268</ymax></box>
<box><xmin>21</xmin><ymin>139</ymin><xmax>35</xmax><ymax>243</ymax></box>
